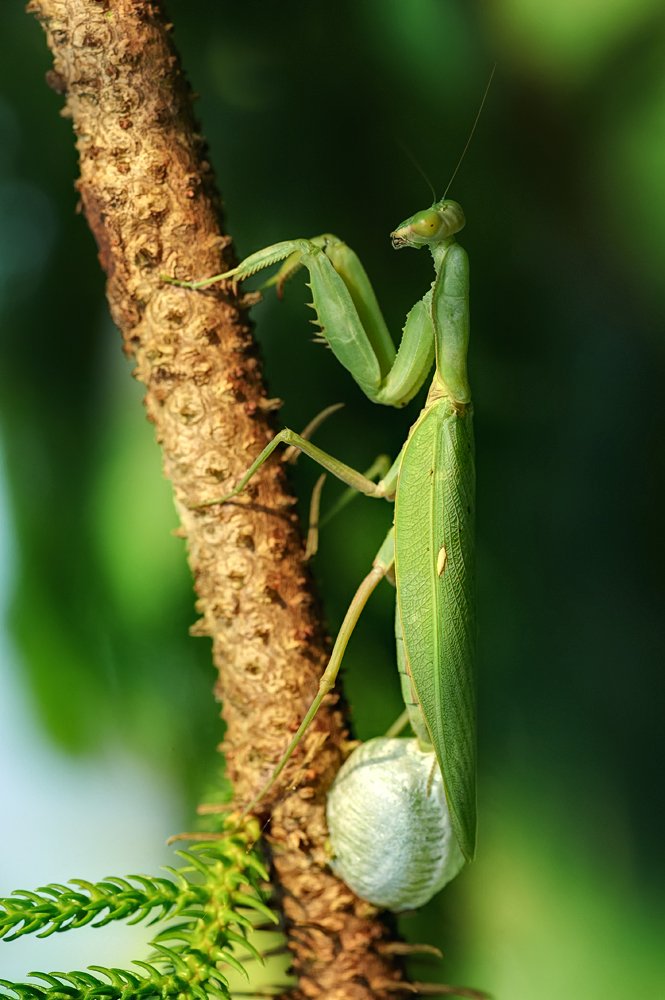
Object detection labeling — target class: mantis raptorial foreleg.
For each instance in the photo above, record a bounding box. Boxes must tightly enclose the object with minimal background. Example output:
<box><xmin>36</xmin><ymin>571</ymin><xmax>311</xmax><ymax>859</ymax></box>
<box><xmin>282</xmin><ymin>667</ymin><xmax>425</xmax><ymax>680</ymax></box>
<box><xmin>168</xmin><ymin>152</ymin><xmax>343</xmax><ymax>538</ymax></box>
<box><xmin>168</xmin><ymin>230</ymin><xmax>439</xmax><ymax>408</ymax></box>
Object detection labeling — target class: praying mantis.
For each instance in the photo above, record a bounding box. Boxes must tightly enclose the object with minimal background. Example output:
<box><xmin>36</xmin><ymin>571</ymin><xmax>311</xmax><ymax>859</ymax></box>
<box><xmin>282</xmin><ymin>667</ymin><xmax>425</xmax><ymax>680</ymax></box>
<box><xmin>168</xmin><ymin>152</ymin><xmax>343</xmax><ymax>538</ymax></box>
<box><xmin>166</xmin><ymin>191</ymin><xmax>478</xmax><ymax>877</ymax></box>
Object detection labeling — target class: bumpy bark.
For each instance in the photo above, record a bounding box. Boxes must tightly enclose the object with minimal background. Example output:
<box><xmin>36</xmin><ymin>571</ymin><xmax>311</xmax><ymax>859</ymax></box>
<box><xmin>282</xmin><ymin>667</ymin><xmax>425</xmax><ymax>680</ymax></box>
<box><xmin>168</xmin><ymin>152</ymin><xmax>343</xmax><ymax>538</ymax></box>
<box><xmin>28</xmin><ymin>1</ymin><xmax>405</xmax><ymax>997</ymax></box>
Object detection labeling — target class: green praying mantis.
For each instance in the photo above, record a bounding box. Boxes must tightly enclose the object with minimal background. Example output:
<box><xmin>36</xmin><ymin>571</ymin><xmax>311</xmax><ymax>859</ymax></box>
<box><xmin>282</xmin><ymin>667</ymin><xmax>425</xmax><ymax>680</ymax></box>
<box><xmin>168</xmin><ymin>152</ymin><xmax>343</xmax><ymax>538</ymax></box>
<box><xmin>166</xmin><ymin>191</ymin><xmax>477</xmax><ymax>869</ymax></box>
<box><xmin>162</xmin><ymin>71</ymin><xmax>498</xmax><ymax>904</ymax></box>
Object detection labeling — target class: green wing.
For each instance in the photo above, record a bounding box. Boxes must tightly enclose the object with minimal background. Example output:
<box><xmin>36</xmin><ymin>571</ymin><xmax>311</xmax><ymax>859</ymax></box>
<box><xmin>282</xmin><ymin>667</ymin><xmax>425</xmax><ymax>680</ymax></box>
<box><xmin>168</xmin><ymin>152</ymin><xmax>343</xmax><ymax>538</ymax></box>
<box><xmin>394</xmin><ymin>399</ymin><xmax>476</xmax><ymax>860</ymax></box>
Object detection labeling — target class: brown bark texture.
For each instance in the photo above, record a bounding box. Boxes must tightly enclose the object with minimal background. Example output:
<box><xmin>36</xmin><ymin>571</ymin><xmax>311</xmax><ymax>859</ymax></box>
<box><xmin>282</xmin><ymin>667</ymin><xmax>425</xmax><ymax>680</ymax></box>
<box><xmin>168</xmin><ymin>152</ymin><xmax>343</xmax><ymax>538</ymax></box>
<box><xmin>27</xmin><ymin>1</ymin><xmax>407</xmax><ymax>998</ymax></box>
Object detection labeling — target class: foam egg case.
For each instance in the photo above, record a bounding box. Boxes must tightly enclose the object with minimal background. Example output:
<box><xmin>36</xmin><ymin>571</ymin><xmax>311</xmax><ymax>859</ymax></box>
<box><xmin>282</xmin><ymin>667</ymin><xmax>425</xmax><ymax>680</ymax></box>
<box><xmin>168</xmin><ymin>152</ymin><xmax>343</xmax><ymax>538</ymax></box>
<box><xmin>326</xmin><ymin>737</ymin><xmax>466</xmax><ymax>911</ymax></box>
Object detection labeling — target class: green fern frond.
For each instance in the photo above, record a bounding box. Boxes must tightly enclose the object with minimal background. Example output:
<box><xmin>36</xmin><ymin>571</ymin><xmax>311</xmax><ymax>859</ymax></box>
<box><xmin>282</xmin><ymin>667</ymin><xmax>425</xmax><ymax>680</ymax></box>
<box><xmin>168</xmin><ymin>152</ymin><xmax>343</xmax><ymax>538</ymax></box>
<box><xmin>0</xmin><ymin>816</ymin><xmax>280</xmax><ymax>1000</ymax></box>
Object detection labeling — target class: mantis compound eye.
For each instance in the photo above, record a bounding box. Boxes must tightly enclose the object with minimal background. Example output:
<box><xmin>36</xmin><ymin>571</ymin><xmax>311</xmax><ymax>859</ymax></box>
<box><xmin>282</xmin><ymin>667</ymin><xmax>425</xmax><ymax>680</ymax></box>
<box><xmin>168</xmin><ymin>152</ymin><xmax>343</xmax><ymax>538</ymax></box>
<box><xmin>411</xmin><ymin>211</ymin><xmax>443</xmax><ymax>238</ymax></box>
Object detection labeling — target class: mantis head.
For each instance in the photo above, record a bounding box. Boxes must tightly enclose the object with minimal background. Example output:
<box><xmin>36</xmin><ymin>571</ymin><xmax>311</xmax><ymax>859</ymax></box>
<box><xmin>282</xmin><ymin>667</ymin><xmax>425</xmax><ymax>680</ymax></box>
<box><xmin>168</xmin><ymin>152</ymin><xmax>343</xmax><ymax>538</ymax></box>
<box><xmin>390</xmin><ymin>199</ymin><xmax>465</xmax><ymax>250</ymax></box>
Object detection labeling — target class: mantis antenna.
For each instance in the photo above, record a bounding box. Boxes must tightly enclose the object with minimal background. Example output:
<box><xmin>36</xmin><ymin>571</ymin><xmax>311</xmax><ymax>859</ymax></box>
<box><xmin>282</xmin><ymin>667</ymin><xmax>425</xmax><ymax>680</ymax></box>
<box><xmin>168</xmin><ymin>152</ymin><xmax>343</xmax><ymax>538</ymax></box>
<box><xmin>442</xmin><ymin>62</ymin><xmax>497</xmax><ymax>199</ymax></box>
<box><xmin>397</xmin><ymin>138</ymin><xmax>437</xmax><ymax>203</ymax></box>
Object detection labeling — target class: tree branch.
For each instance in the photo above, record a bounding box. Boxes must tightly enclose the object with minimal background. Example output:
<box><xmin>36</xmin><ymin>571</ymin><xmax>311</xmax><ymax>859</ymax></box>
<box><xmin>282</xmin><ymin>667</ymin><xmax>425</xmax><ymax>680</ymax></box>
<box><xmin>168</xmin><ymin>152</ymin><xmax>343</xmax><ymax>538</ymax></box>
<box><xmin>27</xmin><ymin>0</ymin><xmax>405</xmax><ymax>997</ymax></box>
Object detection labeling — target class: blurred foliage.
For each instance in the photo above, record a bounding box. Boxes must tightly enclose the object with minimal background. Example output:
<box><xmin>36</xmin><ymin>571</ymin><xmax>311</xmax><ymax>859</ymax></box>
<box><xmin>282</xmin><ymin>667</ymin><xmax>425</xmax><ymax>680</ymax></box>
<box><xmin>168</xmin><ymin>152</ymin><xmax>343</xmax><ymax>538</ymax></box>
<box><xmin>0</xmin><ymin>0</ymin><xmax>664</xmax><ymax>996</ymax></box>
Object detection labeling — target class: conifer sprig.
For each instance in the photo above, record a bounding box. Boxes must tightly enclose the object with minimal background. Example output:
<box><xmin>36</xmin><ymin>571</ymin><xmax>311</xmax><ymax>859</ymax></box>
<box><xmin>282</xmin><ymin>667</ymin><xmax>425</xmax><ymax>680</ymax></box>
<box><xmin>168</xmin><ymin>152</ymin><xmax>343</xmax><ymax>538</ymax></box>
<box><xmin>0</xmin><ymin>817</ymin><xmax>279</xmax><ymax>1000</ymax></box>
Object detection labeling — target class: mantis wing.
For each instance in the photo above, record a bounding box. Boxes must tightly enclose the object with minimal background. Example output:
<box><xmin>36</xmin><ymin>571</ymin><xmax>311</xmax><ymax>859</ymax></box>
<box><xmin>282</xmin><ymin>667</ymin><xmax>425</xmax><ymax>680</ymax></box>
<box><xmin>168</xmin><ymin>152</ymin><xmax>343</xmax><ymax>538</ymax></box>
<box><xmin>394</xmin><ymin>399</ymin><xmax>476</xmax><ymax>860</ymax></box>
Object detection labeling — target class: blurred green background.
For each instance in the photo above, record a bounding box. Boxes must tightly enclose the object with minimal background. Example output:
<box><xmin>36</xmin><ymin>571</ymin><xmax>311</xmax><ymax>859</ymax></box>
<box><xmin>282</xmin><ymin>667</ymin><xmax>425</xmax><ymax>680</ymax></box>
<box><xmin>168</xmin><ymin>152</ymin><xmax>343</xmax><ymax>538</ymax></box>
<box><xmin>1</xmin><ymin>1</ymin><xmax>664</xmax><ymax>996</ymax></box>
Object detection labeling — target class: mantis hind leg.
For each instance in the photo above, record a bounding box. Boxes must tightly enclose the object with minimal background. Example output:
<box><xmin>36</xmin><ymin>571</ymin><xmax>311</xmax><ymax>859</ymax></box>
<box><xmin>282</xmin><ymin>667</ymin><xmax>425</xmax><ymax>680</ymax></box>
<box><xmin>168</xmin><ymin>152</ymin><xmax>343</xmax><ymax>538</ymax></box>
<box><xmin>242</xmin><ymin>530</ymin><xmax>396</xmax><ymax>816</ymax></box>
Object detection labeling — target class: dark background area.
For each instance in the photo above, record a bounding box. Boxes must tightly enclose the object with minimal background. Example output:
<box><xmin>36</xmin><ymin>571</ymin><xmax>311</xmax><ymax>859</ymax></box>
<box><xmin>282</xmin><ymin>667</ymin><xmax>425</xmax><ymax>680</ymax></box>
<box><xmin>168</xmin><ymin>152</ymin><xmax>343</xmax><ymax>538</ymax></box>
<box><xmin>1</xmin><ymin>1</ymin><xmax>664</xmax><ymax>995</ymax></box>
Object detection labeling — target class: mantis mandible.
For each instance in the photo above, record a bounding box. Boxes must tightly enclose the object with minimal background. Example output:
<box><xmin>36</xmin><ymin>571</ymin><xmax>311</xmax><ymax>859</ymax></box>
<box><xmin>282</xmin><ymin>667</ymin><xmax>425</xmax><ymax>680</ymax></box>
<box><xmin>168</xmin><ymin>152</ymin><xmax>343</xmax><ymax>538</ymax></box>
<box><xmin>167</xmin><ymin>193</ymin><xmax>477</xmax><ymax>864</ymax></box>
